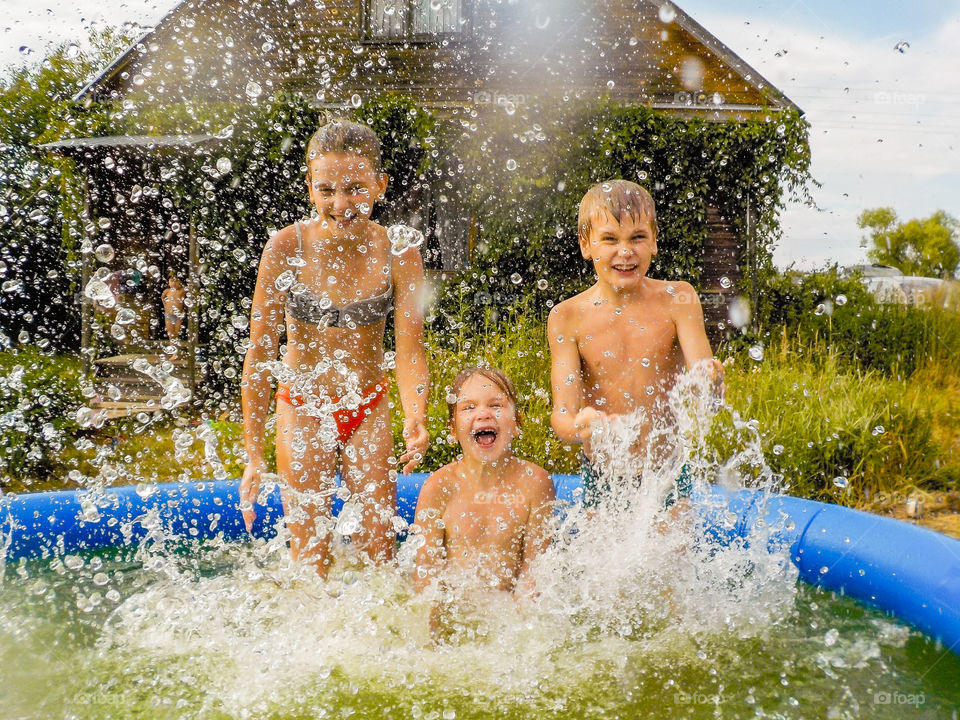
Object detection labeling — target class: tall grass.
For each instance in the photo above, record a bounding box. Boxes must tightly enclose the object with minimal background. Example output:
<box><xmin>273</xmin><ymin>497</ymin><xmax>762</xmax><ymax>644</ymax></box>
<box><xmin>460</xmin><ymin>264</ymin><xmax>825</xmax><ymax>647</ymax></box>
<box><xmin>391</xmin><ymin>301</ymin><xmax>580</xmax><ymax>474</ymax></box>
<box><xmin>718</xmin><ymin>338</ymin><xmax>952</xmax><ymax>506</ymax></box>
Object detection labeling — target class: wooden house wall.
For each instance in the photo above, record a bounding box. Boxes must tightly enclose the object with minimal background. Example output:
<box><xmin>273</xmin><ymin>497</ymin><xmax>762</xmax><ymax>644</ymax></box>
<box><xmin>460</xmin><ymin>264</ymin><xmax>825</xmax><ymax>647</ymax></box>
<box><xmin>92</xmin><ymin>0</ymin><xmax>784</xmax><ymax>114</ymax></box>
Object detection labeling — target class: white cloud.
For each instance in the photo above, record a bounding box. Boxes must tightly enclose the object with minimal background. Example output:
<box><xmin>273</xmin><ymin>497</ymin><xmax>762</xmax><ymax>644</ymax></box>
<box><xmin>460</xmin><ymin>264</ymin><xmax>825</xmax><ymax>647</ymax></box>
<box><xmin>696</xmin><ymin>12</ymin><xmax>960</xmax><ymax>269</ymax></box>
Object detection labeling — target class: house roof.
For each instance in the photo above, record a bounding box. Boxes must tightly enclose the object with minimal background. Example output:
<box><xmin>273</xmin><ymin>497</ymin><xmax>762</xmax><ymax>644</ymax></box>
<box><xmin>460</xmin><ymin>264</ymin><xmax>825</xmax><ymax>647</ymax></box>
<box><xmin>73</xmin><ymin>0</ymin><xmax>799</xmax><ymax>117</ymax></box>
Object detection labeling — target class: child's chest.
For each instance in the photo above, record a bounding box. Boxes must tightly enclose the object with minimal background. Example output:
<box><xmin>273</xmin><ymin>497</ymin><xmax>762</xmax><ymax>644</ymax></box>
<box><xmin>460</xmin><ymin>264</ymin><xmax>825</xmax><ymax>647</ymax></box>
<box><xmin>295</xmin><ymin>247</ymin><xmax>391</xmax><ymax>304</ymax></box>
<box><xmin>442</xmin><ymin>491</ymin><xmax>528</xmax><ymax>546</ymax></box>
<box><xmin>577</xmin><ymin>307</ymin><xmax>680</xmax><ymax>373</ymax></box>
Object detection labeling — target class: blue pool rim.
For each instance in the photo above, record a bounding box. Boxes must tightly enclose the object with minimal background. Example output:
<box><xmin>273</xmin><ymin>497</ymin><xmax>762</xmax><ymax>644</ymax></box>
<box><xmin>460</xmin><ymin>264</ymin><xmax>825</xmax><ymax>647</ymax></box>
<box><xmin>2</xmin><ymin>474</ymin><xmax>959</xmax><ymax>655</ymax></box>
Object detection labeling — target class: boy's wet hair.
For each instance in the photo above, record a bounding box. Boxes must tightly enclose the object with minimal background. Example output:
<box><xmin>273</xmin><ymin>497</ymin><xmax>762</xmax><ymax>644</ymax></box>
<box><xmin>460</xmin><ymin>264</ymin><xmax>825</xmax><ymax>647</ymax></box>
<box><xmin>447</xmin><ymin>366</ymin><xmax>522</xmax><ymax>428</ymax></box>
<box><xmin>578</xmin><ymin>180</ymin><xmax>658</xmax><ymax>241</ymax></box>
<box><xmin>305</xmin><ymin>117</ymin><xmax>382</xmax><ymax>172</ymax></box>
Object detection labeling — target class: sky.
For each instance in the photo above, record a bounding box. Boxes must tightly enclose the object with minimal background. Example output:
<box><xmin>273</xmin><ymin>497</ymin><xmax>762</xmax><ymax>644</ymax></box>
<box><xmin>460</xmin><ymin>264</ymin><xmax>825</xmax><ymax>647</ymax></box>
<box><xmin>3</xmin><ymin>0</ymin><xmax>959</xmax><ymax>271</ymax></box>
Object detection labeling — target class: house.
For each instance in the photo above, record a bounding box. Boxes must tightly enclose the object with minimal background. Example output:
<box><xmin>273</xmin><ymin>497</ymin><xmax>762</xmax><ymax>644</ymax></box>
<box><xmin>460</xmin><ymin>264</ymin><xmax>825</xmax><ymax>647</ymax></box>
<box><xmin>43</xmin><ymin>0</ymin><xmax>799</xmax><ymax>410</ymax></box>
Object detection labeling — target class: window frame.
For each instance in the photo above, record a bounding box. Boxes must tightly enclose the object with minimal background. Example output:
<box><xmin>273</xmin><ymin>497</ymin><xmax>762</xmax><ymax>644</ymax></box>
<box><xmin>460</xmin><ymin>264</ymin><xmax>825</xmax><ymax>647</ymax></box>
<box><xmin>362</xmin><ymin>0</ymin><xmax>467</xmax><ymax>44</ymax></box>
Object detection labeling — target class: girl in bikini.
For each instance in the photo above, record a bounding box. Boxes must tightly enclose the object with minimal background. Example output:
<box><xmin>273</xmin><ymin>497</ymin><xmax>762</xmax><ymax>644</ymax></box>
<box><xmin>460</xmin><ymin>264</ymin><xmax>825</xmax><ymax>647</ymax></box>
<box><xmin>240</xmin><ymin>118</ymin><xmax>429</xmax><ymax>577</ymax></box>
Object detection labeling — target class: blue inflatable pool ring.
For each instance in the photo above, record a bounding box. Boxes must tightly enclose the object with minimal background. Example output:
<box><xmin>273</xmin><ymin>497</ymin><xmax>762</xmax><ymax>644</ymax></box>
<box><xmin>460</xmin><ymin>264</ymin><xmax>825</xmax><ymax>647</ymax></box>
<box><xmin>2</xmin><ymin>475</ymin><xmax>958</xmax><ymax>655</ymax></box>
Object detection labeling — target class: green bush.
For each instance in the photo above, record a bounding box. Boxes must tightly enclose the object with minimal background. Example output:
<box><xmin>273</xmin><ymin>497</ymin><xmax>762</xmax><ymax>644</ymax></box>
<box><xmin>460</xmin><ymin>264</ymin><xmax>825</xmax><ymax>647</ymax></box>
<box><xmin>0</xmin><ymin>349</ymin><xmax>85</xmax><ymax>489</ymax></box>
<box><xmin>748</xmin><ymin>267</ymin><xmax>960</xmax><ymax>377</ymax></box>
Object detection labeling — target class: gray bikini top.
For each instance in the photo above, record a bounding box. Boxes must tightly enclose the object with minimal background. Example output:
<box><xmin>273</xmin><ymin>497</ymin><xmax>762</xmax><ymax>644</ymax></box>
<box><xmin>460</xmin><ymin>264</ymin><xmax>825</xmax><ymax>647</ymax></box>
<box><xmin>285</xmin><ymin>221</ymin><xmax>394</xmax><ymax>328</ymax></box>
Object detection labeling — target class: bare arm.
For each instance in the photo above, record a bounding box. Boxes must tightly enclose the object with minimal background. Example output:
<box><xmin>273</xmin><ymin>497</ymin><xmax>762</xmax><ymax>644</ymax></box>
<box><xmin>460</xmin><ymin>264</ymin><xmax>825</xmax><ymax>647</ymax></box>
<box><xmin>413</xmin><ymin>473</ymin><xmax>447</xmax><ymax>592</ymax></box>
<box><xmin>239</xmin><ymin>228</ymin><xmax>292</xmax><ymax>530</ymax></box>
<box><xmin>673</xmin><ymin>282</ymin><xmax>714</xmax><ymax>368</ymax></box>
<box><xmin>547</xmin><ymin>304</ymin><xmax>584</xmax><ymax>444</ymax></box>
<box><xmin>516</xmin><ymin>466</ymin><xmax>556</xmax><ymax>596</ymax></box>
<box><xmin>673</xmin><ymin>282</ymin><xmax>724</xmax><ymax>393</ymax></box>
<box><xmin>392</xmin><ymin>245</ymin><xmax>430</xmax><ymax>473</ymax></box>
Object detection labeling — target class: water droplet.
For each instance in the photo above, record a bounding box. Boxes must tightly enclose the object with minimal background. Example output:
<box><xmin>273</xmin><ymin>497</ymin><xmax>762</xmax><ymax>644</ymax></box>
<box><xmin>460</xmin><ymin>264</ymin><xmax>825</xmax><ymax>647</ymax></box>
<box><xmin>772</xmin><ymin>444</ymin><xmax>784</xmax><ymax>456</ymax></box>
<box><xmin>658</xmin><ymin>3</ymin><xmax>677</xmax><ymax>23</ymax></box>
<box><xmin>387</xmin><ymin>224</ymin><xmax>425</xmax><ymax>256</ymax></box>
<box><xmin>833</xmin><ymin>476</ymin><xmax>848</xmax><ymax>489</ymax></box>
<box><xmin>65</xmin><ymin>43</ymin><xmax>80</xmax><ymax>59</ymax></box>
<box><xmin>819</xmin><ymin>566</ymin><xmax>830</xmax><ymax>575</ymax></box>
<box><xmin>275</xmin><ymin>270</ymin><xmax>296</xmax><ymax>291</ymax></box>
<box><xmin>97</xmin><ymin>217</ymin><xmax>112</xmax><ymax>230</ymax></box>
<box><xmin>871</xmin><ymin>425</ymin><xmax>885</xmax><ymax>436</ymax></box>
<box><xmin>748</xmin><ymin>345</ymin><xmax>764</xmax><ymax>362</ymax></box>
<box><xmin>245</xmin><ymin>80</ymin><xmax>262</xmax><ymax>99</ymax></box>
<box><xmin>728</xmin><ymin>296</ymin><xmax>751</xmax><ymax>329</ymax></box>
<box><xmin>94</xmin><ymin>243</ymin><xmax>115</xmax><ymax>263</ymax></box>
<box><xmin>351</xmin><ymin>93</ymin><xmax>362</xmax><ymax>108</ymax></box>
<box><xmin>536</xmin><ymin>278</ymin><xmax>548</xmax><ymax>290</ymax></box>
<box><xmin>641</xmin><ymin>357</ymin><xmax>651</xmax><ymax>367</ymax></box>
<box><xmin>216</xmin><ymin>157</ymin><xmax>232</xmax><ymax>174</ymax></box>
<box><xmin>84</xmin><ymin>277</ymin><xmax>116</xmax><ymax>308</ymax></box>
<box><xmin>510</xmin><ymin>272</ymin><xmax>522</xmax><ymax>285</ymax></box>
<box><xmin>506</xmin><ymin>158</ymin><xmax>517</xmax><ymax>171</ymax></box>
<box><xmin>231</xmin><ymin>315</ymin><xmax>249</xmax><ymax>331</ymax></box>
<box><xmin>19</xmin><ymin>46</ymin><xmax>32</xmax><ymax>56</ymax></box>
<box><xmin>835</xmin><ymin>294</ymin><xmax>847</xmax><ymax>306</ymax></box>
<box><xmin>216</xmin><ymin>124</ymin><xmax>235</xmax><ymax>139</ymax></box>
<box><xmin>814</xmin><ymin>304</ymin><xmax>825</xmax><ymax>316</ymax></box>
<box><xmin>894</xmin><ymin>40</ymin><xmax>910</xmax><ymax>53</ymax></box>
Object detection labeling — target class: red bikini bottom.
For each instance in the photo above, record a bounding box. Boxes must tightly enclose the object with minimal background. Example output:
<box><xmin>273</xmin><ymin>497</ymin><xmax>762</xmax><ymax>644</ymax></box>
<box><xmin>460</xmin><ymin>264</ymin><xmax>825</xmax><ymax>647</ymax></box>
<box><xmin>276</xmin><ymin>378</ymin><xmax>389</xmax><ymax>444</ymax></box>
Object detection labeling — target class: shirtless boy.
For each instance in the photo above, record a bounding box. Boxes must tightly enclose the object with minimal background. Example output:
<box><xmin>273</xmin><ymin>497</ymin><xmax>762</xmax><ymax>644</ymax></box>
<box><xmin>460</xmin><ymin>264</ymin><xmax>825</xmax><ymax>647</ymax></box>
<box><xmin>413</xmin><ymin>367</ymin><xmax>555</xmax><ymax>595</ymax></box>
<box><xmin>548</xmin><ymin>180</ymin><xmax>723</xmax><ymax>508</ymax></box>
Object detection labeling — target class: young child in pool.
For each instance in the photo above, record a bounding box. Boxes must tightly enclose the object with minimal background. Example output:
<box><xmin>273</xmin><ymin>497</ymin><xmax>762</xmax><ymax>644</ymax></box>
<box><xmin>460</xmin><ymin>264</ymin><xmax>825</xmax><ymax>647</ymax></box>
<box><xmin>413</xmin><ymin>367</ymin><xmax>555</xmax><ymax>595</ymax></box>
<box><xmin>548</xmin><ymin>180</ymin><xmax>724</xmax><ymax>509</ymax></box>
<box><xmin>241</xmin><ymin>118</ymin><xmax>430</xmax><ymax>577</ymax></box>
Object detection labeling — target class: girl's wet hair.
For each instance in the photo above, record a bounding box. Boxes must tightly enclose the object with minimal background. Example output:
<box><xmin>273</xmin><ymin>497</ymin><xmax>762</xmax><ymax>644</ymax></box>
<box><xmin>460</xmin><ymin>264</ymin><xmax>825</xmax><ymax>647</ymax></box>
<box><xmin>447</xmin><ymin>366</ymin><xmax>522</xmax><ymax>428</ymax></box>
<box><xmin>305</xmin><ymin>117</ymin><xmax>382</xmax><ymax>172</ymax></box>
<box><xmin>578</xmin><ymin>179</ymin><xmax>658</xmax><ymax>241</ymax></box>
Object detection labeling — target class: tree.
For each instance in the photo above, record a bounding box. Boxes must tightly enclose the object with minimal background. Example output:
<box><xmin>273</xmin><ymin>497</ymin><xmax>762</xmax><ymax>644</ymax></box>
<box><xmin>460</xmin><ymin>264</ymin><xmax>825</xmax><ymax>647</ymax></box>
<box><xmin>858</xmin><ymin>207</ymin><xmax>960</xmax><ymax>278</ymax></box>
<box><xmin>0</xmin><ymin>30</ymin><xmax>130</xmax><ymax>351</ymax></box>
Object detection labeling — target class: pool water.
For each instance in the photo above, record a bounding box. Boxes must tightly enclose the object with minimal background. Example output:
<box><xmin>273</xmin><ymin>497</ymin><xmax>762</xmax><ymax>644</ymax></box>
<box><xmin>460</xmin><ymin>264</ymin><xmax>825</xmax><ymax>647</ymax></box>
<box><xmin>2</xmin><ymin>531</ymin><xmax>958</xmax><ymax>720</ymax></box>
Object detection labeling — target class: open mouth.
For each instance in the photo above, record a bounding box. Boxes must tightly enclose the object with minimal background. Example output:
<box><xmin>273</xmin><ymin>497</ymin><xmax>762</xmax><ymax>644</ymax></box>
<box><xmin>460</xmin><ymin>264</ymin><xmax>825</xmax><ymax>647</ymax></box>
<box><xmin>472</xmin><ymin>428</ymin><xmax>498</xmax><ymax>449</ymax></box>
<box><xmin>613</xmin><ymin>263</ymin><xmax>638</xmax><ymax>273</ymax></box>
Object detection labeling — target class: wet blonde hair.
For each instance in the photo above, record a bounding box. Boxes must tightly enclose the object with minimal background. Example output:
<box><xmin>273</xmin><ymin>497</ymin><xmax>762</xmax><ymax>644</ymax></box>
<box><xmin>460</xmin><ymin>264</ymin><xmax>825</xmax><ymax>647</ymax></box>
<box><xmin>578</xmin><ymin>180</ymin><xmax>658</xmax><ymax>242</ymax></box>
<box><xmin>447</xmin><ymin>366</ymin><xmax>522</xmax><ymax>428</ymax></box>
<box><xmin>305</xmin><ymin>117</ymin><xmax>382</xmax><ymax>172</ymax></box>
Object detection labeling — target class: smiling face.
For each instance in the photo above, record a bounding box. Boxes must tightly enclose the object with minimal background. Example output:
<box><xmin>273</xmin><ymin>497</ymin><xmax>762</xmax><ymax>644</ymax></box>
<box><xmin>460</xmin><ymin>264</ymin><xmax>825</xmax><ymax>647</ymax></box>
<box><xmin>307</xmin><ymin>151</ymin><xmax>388</xmax><ymax>235</ymax></box>
<box><xmin>579</xmin><ymin>209</ymin><xmax>658</xmax><ymax>291</ymax></box>
<box><xmin>451</xmin><ymin>373</ymin><xmax>520</xmax><ymax>464</ymax></box>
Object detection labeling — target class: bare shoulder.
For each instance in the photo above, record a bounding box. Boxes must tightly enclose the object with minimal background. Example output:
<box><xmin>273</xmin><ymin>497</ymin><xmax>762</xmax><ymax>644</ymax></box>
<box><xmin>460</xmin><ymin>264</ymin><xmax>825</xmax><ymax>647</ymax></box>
<box><xmin>514</xmin><ymin>460</ymin><xmax>556</xmax><ymax>503</ymax></box>
<box><xmin>419</xmin><ymin>463</ymin><xmax>457</xmax><ymax>503</ymax></box>
<box><xmin>548</xmin><ymin>289</ymin><xmax>592</xmax><ymax>335</ymax></box>
<box><xmin>262</xmin><ymin>223</ymin><xmax>297</xmax><ymax>262</ymax></box>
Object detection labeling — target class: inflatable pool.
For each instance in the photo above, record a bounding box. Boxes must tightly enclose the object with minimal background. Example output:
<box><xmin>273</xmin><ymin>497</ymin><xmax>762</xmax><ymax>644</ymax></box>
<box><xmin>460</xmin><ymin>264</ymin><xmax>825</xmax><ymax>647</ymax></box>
<box><xmin>2</xmin><ymin>475</ymin><xmax>958</xmax><ymax>655</ymax></box>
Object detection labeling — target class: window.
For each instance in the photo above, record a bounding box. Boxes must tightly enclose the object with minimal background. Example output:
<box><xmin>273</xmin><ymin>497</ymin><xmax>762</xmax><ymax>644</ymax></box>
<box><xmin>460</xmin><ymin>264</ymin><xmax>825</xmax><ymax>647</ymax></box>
<box><xmin>366</xmin><ymin>0</ymin><xmax>463</xmax><ymax>41</ymax></box>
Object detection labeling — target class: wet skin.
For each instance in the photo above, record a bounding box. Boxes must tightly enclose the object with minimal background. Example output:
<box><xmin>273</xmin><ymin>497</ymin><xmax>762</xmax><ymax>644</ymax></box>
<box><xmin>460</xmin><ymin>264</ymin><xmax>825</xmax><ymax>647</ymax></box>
<box><xmin>413</xmin><ymin>374</ymin><xmax>555</xmax><ymax>593</ymax></box>
<box><xmin>549</xmin><ymin>210</ymin><xmax>723</xmax><ymax>457</ymax></box>
<box><xmin>241</xmin><ymin>151</ymin><xmax>429</xmax><ymax>576</ymax></box>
